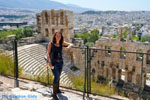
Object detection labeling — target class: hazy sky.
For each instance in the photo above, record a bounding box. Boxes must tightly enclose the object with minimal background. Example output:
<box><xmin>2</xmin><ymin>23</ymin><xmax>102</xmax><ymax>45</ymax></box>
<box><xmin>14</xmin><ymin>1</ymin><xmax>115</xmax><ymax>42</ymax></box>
<box><xmin>52</xmin><ymin>0</ymin><xmax>150</xmax><ymax>11</ymax></box>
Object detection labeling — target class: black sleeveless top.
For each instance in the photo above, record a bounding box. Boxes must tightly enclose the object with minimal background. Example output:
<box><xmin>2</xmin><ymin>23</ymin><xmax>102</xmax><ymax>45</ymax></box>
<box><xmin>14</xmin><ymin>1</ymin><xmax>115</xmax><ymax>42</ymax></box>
<box><xmin>49</xmin><ymin>42</ymin><xmax>63</xmax><ymax>61</ymax></box>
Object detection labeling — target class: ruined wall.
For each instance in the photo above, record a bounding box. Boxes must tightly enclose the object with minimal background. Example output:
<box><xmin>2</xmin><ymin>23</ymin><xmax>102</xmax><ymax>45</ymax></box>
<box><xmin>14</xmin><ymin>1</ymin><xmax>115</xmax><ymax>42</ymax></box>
<box><xmin>36</xmin><ymin>9</ymin><xmax>74</xmax><ymax>42</ymax></box>
<box><xmin>91</xmin><ymin>27</ymin><xmax>150</xmax><ymax>87</ymax></box>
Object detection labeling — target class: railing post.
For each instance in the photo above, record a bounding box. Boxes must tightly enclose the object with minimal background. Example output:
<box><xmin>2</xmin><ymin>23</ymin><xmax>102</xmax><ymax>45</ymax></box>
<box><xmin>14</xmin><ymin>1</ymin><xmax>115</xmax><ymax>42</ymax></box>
<box><xmin>83</xmin><ymin>47</ymin><xmax>87</xmax><ymax>99</ymax></box>
<box><xmin>14</xmin><ymin>38</ymin><xmax>19</xmax><ymax>87</ymax></box>
<box><xmin>139</xmin><ymin>53</ymin><xmax>144</xmax><ymax>100</ymax></box>
<box><xmin>87</xmin><ymin>46</ymin><xmax>89</xmax><ymax>97</ymax></box>
<box><xmin>87</xmin><ymin>48</ymin><xmax>91</xmax><ymax>94</ymax></box>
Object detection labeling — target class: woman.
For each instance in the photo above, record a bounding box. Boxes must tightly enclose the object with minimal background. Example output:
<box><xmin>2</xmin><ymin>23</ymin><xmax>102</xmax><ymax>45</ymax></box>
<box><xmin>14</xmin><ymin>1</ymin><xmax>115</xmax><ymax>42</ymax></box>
<box><xmin>47</xmin><ymin>31</ymin><xmax>73</xmax><ymax>100</ymax></box>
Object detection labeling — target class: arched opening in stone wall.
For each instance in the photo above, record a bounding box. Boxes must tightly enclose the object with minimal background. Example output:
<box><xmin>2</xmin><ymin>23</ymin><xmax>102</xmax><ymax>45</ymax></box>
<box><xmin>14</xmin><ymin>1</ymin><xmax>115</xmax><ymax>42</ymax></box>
<box><xmin>45</xmin><ymin>28</ymin><xmax>49</xmax><ymax>37</ymax></box>
<box><xmin>125</xmin><ymin>65</ymin><xmax>128</xmax><ymax>71</ymax></box>
<box><xmin>120</xmin><ymin>47</ymin><xmax>126</xmax><ymax>59</ymax></box>
<box><xmin>146</xmin><ymin>50</ymin><xmax>150</xmax><ymax>64</ymax></box>
<box><xmin>60</xmin><ymin>29</ymin><xmax>64</xmax><ymax>34</ymax></box>
<box><xmin>136</xmin><ymin>49</ymin><xmax>143</xmax><ymax>61</ymax></box>
<box><xmin>106</xmin><ymin>68</ymin><xmax>109</xmax><ymax>78</ymax></box>
<box><xmin>110</xmin><ymin>62</ymin><xmax>113</xmax><ymax>68</ymax></box>
<box><xmin>127</xmin><ymin>71</ymin><xmax>132</xmax><ymax>83</ymax></box>
<box><xmin>118</xmin><ymin>69</ymin><xmax>122</xmax><ymax>81</ymax></box>
<box><xmin>60</xmin><ymin>11</ymin><xmax>64</xmax><ymax>25</ymax></box>
<box><xmin>37</xmin><ymin>16</ymin><xmax>41</xmax><ymax>33</ymax></box>
<box><xmin>101</xmin><ymin>61</ymin><xmax>105</xmax><ymax>68</ymax></box>
<box><xmin>119</xmin><ymin>27</ymin><xmax>127</xmax><ymax>42</ymax></box>
<box><xmin>112</xmin><ymin>68</ymin><xmax>116</xmax><ymax>80</ymax></box>
<box><xmin>51</xmin><ymin>10</ymin><xmax>55</xmax><ymax>25</ymax></box>
<box><xmin>65</xmin><ymin>16</ymin><xmax>68</xmax><ymax>27</ymax></box>
<box><xmin>52</xmin><ymin>29</ymin><xmax>55</xmax><ymax>35</ymax></box>
<box><xmin>105</xmin><ymin>46</ymin><xmax>111</xmax><ymax>57</ymax></box>
<box><xmin>45</xmin><ymin>12</ymin><xmax>48</xmax><ymax>24</ymax></box>
<box><xmin>97</xmin><ymin>60</ymin><xmax>100</xmax><ymax>65</ymax></box>
<box><xmin>116</xmin><ymin>63</ymin><xmax>119</xmax><ymax>69</ymax></box>
<box><xmin>132</xmin><ymin>66</ymin><xmax>136</xmax><ymax>72</ymax></box>
<box><xmin>136</xmin><ymin>74</ymin><xmax>140</xmax><ymax>84</ymax></box>
<box><xmin>56</xmin><ymin>16</ymin><xmax>58</xmax><ymax>26</ymax></box>
<box><xmin>92</xmin><ymin>68</ymin><xmax>96</xmax><ymax>81</ymax></box>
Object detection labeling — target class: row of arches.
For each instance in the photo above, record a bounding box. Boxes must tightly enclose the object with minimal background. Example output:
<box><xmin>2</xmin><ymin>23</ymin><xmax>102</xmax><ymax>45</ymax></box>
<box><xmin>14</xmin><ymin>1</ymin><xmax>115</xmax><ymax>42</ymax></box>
<box><xmin>92</xmin><ymin>67</ymin><xmax>142</xmax><ymax>85</ymax></box>
<box><xmin>104</xmin><ymin>46</ymin><xmax>150</xmax><ymax>64</ymax></box>
<box><xmin>44</xmin><ymin>11</ymin><xmax>65</xmax><ymax>25</ymax></box>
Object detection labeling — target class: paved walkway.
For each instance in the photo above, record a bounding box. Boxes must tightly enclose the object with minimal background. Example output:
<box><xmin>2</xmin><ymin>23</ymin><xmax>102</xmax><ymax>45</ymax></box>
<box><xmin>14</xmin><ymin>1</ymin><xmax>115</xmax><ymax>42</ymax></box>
<box><xmin>0</xmin><ymin>75</ymin><xmax>129</xmax><ymax>100</ymax></box>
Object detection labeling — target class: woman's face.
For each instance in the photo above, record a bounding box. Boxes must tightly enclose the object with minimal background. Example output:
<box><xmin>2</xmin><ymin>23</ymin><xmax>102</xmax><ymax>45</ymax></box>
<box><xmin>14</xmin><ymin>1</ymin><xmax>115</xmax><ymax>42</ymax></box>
<box><xmin>55</xmin><ymin>32</ymin><xmax>61</xmax><ymax>42</ymax></box>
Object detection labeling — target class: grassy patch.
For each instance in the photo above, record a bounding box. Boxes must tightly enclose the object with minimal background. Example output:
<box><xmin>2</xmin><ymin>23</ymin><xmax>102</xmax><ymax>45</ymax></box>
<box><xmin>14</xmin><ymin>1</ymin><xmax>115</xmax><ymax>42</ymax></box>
<box><xmin>91</xmin><ymin>81</ymin><xmax>117</xmax><ymax>96</ymax></box>
<box><xmin>0</xmin><ymin>50</ymin><xmax>23</xmax><ymax>76</ymax></box>
<box><xmin>71</xmin><ymin>75</ymin><xmax>118</xmax><ymax>96</ymax></box>
<box><xmin>71</xmin><ymin>75</ymin><xmax>84</xmax><ymax>91</ymax></box>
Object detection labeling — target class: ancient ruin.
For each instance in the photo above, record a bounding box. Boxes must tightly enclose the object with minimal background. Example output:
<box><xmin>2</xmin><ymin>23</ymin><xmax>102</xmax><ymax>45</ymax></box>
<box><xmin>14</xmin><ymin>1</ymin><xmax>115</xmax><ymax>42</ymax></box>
<box><xmin>36</xmin><ymin>9</ymin><xmax>74</xmax><ymax>42</ymax></box>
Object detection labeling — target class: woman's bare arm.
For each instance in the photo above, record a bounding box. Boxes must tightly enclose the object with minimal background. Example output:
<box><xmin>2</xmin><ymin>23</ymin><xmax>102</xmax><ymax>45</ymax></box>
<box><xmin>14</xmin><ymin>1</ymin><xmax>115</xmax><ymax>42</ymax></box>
<box><xmin>47</xmin><ymin>42</ymin><xmax>52</xmax><ymax>62</ymax></box>
<box><xmin>63</xmin><ymin>41</ymin><xmax>73</xmax><ymax>48</ymax></box>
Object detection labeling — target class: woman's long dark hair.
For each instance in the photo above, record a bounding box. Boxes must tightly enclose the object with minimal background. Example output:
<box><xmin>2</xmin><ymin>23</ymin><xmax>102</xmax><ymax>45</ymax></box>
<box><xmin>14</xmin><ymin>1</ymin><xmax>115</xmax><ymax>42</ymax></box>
<box><xmin>52</xmin><ymin>31</ymin><xmax>64</xmax><ymax>45</ymax></box>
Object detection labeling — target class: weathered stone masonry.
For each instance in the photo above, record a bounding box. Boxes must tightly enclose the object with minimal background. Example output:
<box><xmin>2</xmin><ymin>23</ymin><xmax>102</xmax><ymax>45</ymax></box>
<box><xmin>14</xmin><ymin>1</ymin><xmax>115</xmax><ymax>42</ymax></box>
<box><xmin>36</xmin><ymin>9</ymin><xmax>74</xmax><ymax>42</ymax></box>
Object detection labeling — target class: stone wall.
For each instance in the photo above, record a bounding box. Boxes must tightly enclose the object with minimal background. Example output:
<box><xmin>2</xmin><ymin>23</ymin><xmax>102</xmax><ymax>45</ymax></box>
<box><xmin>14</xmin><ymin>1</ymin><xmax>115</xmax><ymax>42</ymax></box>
<box><xmin>91</xmin><ymin>27</ymin><xmax>150</xmax><ymax>87</ymax></box>
<box><xmin>36</xmin><ymin>9</ymin><xmax>74</xmax><ymax>42</ymax></box>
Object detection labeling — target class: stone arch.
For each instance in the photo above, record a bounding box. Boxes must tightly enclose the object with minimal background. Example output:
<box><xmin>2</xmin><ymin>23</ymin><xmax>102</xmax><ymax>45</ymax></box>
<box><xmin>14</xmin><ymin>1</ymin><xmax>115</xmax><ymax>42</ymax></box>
<box><xmin>136</xmin><ymin>74</ymin><xmax>140</xmax><ymax>84</ymax></box>
<box><xmin>45</xmin><ymin>11</ymin><xmax>48</xmax><ymax>24</ymax></box>
<box><xmin>146</xmin><ymin>50</ymin><xmax>150</xmax><ymax>64</ymax></box>
<box><xmin>112</xmin><ymin>68</ymin><xmax>116</xmax><ymax>80</ymax></box>
<box><xmin>65</xmin><ymin>15</ymin><xmax>68</xmax><ymax>27</ymax></box>
<box><xmin>136</xmin><ymin>49</ymin><xmax>143</xmax><ymax>61</ymax></box>
<box><xmin>125</xmin><ymin>65</ymin><xmax>128</xmax><ymax>70</ymax></box>
<box><xmin>56</xmin><ymin>16</ymin><xmax>59</xmax><ymax>26</ymax></box>
<box><xmin>60</xmin><ymin>29</ymin><xmax>64</xmax><ymax>34</ymax></box>
<box><xmin>97</xmin><ymin>60</ymin><xmax>100</xmax><ymax>65</ymax></box>
<box><xmin>105</xmin><ymin>46</ymin><xmax>111</xmax><ymax>56</ymax></box>
<box><xmin>60</xmin><ymin>11</ymin><xmax>64</xmax><ymax>25</ymax></box>
<box><xmin>119</xmin><ymin>27</ymin><xmax>127</xmax><ymax>41</ymax></box>
<box><xmin>127</xmin><ymin>71</ymin><xmax>132</xmax><ymax>83</ymax></box>
<box><xmin>118</xmin><ymin>69</ymin><xmax>122</xmax><ymax>81</ymax></box>
<box><xmin>51</xmin><ymin>10</ymin><xmax>55</xmax><ymax>25</ymax></box>
<box><xmin>116</xmin><ymin>63</ymin><xmax>119</xmax><ymax>69</ymax></box>
<box><xmin>101</xmin><ymin>61</ymin><xmax>105</xmax><ymax>67</ymax></box>
<box><xmin>110</xmin><ymin>62</ymin><xmax>113</xmax><ymax>68</ymax></box>
<box><xmin>132</xmin><ymin>66</ymin><xmax>136</xmax><ymax>72</ymax></box>
<box><xmin>52</xmin><ymin>29</ymin><xmax>55</xmax><ymax>35</ymax></box>
<box><xmin>92</xmin><ymin>68</ymin><xmax>96</xmax><ymax>81</ymax></box>
<box><xmin>106</xmin><ymin>68</ymin><xmax>109</xmax><ymax>78</ymax></box>
<box><xmin>45</xmin><ymin>28</ymin><xmax>49</xmax><ymax>37</ymax></box>
<box><xmin>120</xmin><ymin>47</ymin><xmax>126</xmax><ymax>59</ymax></box>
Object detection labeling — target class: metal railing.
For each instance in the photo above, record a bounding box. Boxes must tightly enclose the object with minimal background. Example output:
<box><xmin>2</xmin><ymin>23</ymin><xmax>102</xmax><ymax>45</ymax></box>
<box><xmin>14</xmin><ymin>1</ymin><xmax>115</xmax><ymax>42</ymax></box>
<box><xmin>11</xmin><ymin>39</ymin><xmax>150</xmax><ymax>100</ymax></box>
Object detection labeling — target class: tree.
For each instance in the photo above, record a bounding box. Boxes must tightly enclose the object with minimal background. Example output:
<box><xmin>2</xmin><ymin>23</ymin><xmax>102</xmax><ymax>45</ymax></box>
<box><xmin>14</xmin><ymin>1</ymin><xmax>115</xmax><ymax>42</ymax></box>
<box><xmin>16</xmin><ymin>28</ymin><xmax>24</xmax><ymax>40</ymax></box>
<box><xmin>24</xmin><ymin>26</ymin><xmax>32</xmax><ymax>37</ymax></box>
<box><xmin>74</xmin><ymin>29</ymin><xmax>100</xmax><ymax>45</ymax></box>
<box><xmin>88</xmin><ymin>29</ymin><xmax>99</xmax><ymax>43</ymax></box>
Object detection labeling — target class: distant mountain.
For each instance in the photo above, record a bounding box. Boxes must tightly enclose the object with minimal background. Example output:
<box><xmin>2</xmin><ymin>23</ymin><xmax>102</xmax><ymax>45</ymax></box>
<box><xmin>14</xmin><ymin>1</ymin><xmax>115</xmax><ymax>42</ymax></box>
<box><xmin>0</xmin><ymin>0</ymin><xmax>91</xmax><ymax>12</ymax></box>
